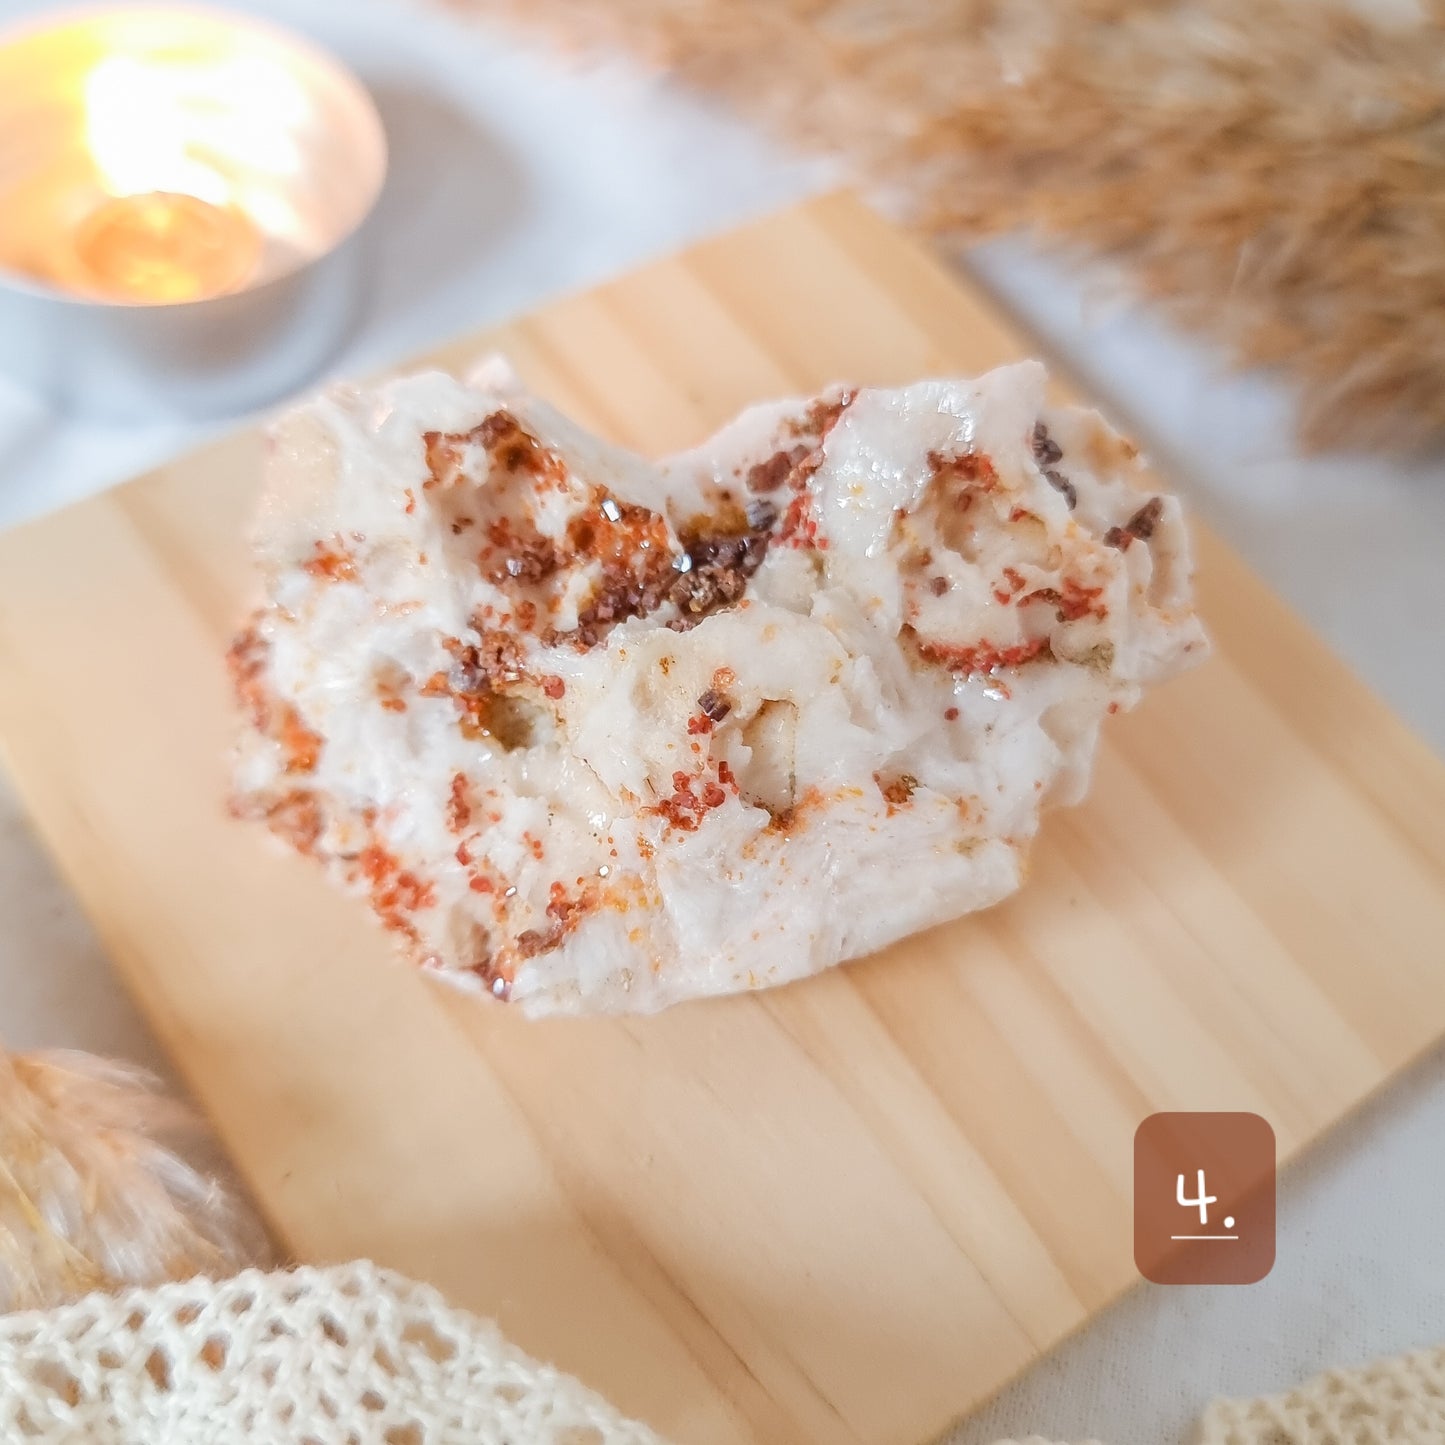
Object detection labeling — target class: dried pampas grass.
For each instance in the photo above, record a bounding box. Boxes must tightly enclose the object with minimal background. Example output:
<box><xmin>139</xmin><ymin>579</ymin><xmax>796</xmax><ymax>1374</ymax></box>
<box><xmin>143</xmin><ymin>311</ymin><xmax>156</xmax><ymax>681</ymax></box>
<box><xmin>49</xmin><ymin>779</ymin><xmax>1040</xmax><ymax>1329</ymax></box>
<box><xmin>0</xmin><ymin>1046</ymin><xmax>265</xmax><ymax>1312</ymax></box>
<box><xmin>444</xmin><ymin>0</ymin><xmax>1445</xmax><ymax>454</ymax></box>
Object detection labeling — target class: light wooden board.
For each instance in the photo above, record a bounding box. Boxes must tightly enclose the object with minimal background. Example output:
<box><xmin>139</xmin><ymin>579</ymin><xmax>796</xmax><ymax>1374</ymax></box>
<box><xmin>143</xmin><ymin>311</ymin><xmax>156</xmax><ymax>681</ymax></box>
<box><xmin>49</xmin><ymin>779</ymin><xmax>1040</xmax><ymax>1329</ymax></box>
<box><xmin>3</xmin><ymin>192</ymin><xmax>1445</xmax><ymax>1445</ymax></box>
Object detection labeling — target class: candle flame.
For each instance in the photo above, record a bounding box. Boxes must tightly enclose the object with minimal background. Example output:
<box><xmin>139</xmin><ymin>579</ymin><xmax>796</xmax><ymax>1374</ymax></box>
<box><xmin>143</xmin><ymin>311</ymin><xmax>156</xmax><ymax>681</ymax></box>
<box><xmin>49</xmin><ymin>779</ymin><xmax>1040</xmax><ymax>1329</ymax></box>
<box><xmin>83</xmin><ymin>44</ymin><xmax>309</xmax><ymax>213</ymax></box>
<box><xmin>65</xmin><ymin>30</ymin><xmax>319</xmax><ymax>300</ymax></box>
<box><xmin>86</xmin><ymin>55</ymin><xmax>221</xmax><ymax>204</ymax></box>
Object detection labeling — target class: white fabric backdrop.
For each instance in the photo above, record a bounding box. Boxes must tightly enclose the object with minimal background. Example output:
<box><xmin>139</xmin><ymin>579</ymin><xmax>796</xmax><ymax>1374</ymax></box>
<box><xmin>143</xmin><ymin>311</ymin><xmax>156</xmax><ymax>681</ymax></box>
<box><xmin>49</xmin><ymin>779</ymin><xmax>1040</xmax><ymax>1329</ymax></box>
<box><xmin>0</xmin><ymin>2</ymin><xmax>1441</xmax><ymax>1441</ymax></box>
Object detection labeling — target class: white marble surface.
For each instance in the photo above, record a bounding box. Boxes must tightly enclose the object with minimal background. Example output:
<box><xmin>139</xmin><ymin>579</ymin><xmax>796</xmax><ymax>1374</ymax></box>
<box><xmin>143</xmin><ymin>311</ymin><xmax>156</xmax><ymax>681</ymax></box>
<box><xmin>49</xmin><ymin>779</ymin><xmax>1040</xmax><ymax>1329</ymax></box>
<box><xmin>1</xmin><ymin>1</ymin><xmax>1442</xmax><ymax>1441</ymax></box>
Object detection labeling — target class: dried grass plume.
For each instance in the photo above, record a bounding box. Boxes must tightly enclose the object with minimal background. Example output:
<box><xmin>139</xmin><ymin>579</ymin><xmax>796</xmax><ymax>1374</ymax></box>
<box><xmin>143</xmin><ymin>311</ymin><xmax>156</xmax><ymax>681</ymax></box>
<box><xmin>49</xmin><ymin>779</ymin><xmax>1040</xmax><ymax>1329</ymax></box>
<box><xmin>0</xmin><ymin>1045</ymin><xmax>265</xmax><ymax>1312</ymax></box>
<box><xmin>444</xmin><ymin>0</ymin><xmax>1445</xmax><ymax>453</ymax></box>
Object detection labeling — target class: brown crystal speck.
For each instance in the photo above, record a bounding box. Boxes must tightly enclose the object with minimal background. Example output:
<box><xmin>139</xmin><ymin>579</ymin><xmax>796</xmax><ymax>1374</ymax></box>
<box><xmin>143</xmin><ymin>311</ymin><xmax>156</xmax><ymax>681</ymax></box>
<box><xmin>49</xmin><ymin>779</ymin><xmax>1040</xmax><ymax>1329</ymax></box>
<box><xmin>1032</xmin><ymin>421</ymin><xmax>1063</xmax><ymax>467</ymax></box>
<box><xmin>697</xmin><ymin>687</ymin><xmax>731</xmax><ymax>723</ymax></box>
<box><xmin>1044</xmin><ymin>469</ymin><xmax>1078</xmax><ymax>509</ymax></box>
<box><xmin>746</xmin><ymin>444</ymin><xmax>810</xmax><ymax>493</ymax></box>
<box><xmin>1104</xmin><ymin>496</ymin><xmax>1164</xmax><ymax>549</ymax></box>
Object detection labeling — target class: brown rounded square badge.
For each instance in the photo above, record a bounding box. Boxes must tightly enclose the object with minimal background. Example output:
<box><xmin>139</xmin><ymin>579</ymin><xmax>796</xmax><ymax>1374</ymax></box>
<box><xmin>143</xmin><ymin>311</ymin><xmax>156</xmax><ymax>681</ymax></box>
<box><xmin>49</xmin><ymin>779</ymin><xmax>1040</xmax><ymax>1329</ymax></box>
<box><xmin>1134</xmin><ymin>1112</ymin><xmax>1276</xmax><ymax>1284</ymax></box>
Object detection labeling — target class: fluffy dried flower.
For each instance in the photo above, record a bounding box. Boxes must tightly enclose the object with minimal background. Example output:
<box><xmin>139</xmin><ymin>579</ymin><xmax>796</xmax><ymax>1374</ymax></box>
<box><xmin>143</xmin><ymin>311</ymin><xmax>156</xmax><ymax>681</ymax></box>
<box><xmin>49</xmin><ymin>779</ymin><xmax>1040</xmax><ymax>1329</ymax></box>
<box><xmin>444</xmin><ymin>0</ymin><xmax>1445</xmax><ymax>453</ymax></box>
<box><xmin>0</xmin><ymin>1045</ymin><xmax>266</xmax><ymax>1311</ymax></box>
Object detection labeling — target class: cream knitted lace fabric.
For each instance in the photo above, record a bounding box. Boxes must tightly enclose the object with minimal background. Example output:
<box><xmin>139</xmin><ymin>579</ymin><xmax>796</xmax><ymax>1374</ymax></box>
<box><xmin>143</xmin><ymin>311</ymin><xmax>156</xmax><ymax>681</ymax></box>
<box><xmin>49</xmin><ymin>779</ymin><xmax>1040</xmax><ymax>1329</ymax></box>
<box><xmin>2</xmin><ymin>1256</ymin><xmax>1440</xmax><ymax>1445</ymax></box>
<box><xmin>1199</xmin><ymin>1347</ymin><xmax>1445</xmax><ymax>1445</ymax></box>
<box><xmin>0</xmin><ymin>1259</ymin><xmax>670</xmax><ymax>1443</ymax></box>
<box><xmin>976</xmin><ymin>1349</ymin><xmax>1445</xmax><ymax>1445</ymax></box>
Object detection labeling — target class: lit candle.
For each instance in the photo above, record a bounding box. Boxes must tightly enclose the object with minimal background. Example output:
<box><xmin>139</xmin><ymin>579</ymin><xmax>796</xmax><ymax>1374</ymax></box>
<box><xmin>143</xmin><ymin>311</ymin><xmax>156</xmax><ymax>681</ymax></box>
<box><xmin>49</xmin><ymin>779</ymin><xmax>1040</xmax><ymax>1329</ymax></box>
<box><xmin>0</xmin><ymin>9</ymin><xmax>354</xmax><ymax>304</ymax></box>
<box><xmin>0</xmin><ymin>6</ymin><xmax>386</xmax><ymax>417</ymax></box>
<box><xmin>62</xmin><ymin>33</ymin><xmax>282</xmax><ymax>303</ymax></box>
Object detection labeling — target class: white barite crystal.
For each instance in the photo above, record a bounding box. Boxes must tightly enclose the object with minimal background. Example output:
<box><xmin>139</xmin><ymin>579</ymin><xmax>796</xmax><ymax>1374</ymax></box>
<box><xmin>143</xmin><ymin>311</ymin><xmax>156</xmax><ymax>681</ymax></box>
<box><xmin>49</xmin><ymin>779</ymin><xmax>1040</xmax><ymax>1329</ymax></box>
<box><xmin>230</xmin><ymin>358</ymin><xmax>1206</xmax><ymax>1015</ymax></box>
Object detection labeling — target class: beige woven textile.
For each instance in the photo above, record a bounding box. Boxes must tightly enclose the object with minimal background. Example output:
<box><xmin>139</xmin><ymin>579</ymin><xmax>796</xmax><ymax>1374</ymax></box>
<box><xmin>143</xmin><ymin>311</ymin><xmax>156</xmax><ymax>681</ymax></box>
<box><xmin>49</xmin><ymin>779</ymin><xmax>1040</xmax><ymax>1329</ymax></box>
<box><xmin>986</xmin><ymin>1348</ymin><xmax>1445</xmax><ymax>1445</ymax></box>
<box><xmin>1197</xmin><ymin>1347</ymin><xmax>1445</xmax><ymax>1445</ymax></box>
<box><xmin>1</xmin><ymin>1257</ymin><xmax>1440</xmax><ymax>1443</ymax></box>
<box><xmin>0</xmin><ymin>1259</ymin><xmax>669</xmax><ymax>1443</ymax></box>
